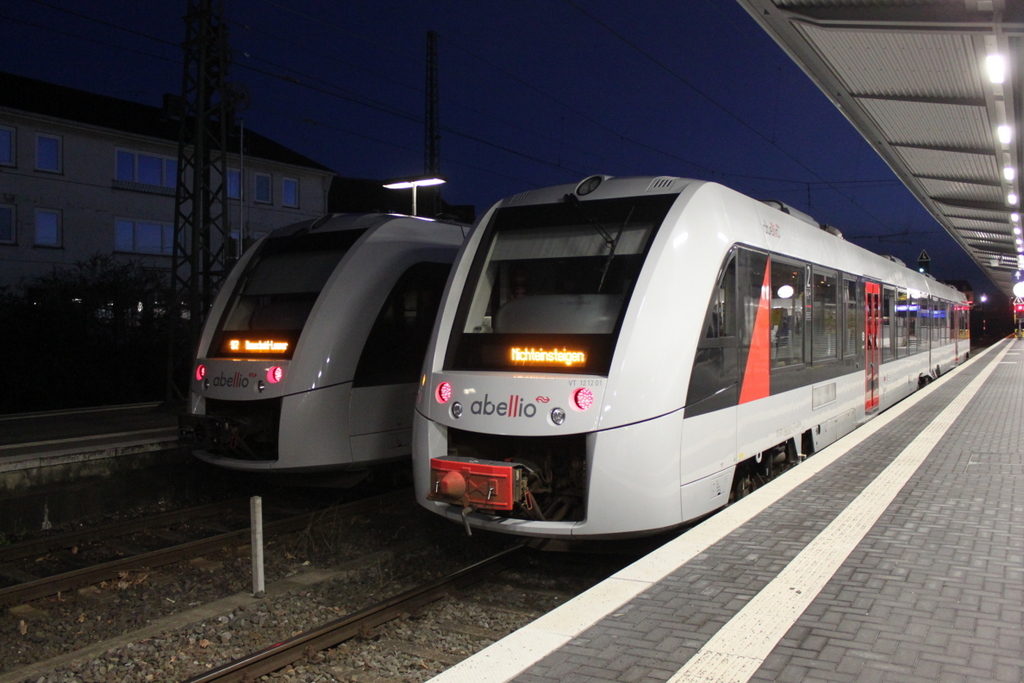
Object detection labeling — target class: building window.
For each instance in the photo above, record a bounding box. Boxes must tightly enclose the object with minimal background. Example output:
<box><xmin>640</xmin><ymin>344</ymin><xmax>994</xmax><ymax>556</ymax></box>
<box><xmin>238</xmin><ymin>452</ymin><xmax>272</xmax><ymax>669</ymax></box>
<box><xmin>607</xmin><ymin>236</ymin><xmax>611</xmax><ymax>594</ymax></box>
<box><xmin>115</xmin><ymin>219</ymin><xmax>174</xmax><ymax>255</ymax></box>
<box><xmin>227</xmin><ymin>168</ymin><xmax>241</xmax><ymax>199</ymax></box>
<box><xmin>0</xmin><ymin>126</ymin><xmax>13</xmax><ymax>166</ymax></box>
<box><xmin>254</xmin><ymin>173</ymin><xmax>272</xmax><ymax>204</ymax></box>
<box><xmin>282</xmin><ymin>177</ymin><xmax>299</xmax><ymax>207</ymax></box>
<box><xmin>35</xmin><ymin>209</ymin><xmax>61</xmax><ymax>246</ymax></box>
<box><xmin>0</xmin><ymin>205</ymin><xmax>14</xmax><ymax>244</ymax></box>
<box><xmin>115</xmin><ymin>149</ymin><xmax>177</xmax><ymax>188</ymax></box>
<box><xmin>36</xmin><ymin>134</ymin><xmax>61</xmax><ymax>172</ymax></box>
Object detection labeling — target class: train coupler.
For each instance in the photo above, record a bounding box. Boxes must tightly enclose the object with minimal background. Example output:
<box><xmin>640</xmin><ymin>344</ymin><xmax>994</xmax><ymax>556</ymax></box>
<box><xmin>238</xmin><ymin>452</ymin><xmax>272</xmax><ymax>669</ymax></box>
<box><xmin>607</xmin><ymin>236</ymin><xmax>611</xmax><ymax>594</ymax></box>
<box><xmin>427</xmin><ymin>456</ymin><xmax>528</xmax><ymax>513</ymax></box>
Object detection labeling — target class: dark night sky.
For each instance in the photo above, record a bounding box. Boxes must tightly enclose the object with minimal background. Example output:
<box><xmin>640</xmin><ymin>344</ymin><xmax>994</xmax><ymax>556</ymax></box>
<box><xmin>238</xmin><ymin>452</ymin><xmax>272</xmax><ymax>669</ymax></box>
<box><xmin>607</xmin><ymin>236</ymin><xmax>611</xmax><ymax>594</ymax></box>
<box><xmin>0</xmin><ymin>0</ymin><xmax>996</xmax><ymax>296</ymax></box>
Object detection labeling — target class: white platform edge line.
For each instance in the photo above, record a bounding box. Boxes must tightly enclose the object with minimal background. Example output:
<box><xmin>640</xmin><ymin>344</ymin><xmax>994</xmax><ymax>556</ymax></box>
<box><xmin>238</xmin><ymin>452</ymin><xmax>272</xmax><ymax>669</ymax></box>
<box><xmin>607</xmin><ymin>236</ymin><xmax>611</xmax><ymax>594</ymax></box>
<box><xmin>426</xmin><ymin>341</ymin><xmax>1004</xmax><ymax>683</ymax></box>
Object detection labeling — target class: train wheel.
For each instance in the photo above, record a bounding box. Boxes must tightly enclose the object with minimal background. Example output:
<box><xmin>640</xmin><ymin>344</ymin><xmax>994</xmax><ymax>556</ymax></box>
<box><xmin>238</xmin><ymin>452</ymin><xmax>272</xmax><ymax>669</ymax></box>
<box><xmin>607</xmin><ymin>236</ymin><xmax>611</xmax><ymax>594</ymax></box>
<box><xmin>729</xmin><ymin>460</ymin><xmax>754</xmax><ymax>503</ymax></box>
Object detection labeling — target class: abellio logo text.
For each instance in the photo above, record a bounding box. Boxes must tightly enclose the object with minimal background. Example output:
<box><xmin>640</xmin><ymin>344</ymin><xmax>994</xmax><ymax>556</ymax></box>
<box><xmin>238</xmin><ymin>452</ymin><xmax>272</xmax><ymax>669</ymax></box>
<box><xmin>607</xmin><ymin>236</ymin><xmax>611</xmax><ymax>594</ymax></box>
<box><xmin>470</xmin><ymin>394</ymin><xmax>536</xmax><ymax>418</ymax></box>
<box><xmin>212</xmin><ymin>371</ymin><xmax>251</xmax><ymax>388</ymax></box>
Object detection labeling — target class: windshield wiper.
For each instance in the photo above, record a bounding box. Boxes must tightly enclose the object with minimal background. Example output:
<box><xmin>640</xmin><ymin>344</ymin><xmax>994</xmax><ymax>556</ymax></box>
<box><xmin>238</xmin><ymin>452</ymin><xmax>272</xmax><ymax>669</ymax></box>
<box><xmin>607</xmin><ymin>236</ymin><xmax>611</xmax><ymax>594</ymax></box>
<box><xmin>598</xmin><ymin>206</ymin><xmax>634</xmax><ymax>292</ymax></box>
<box><xmin>563</xmin><ymin>193</ymin><xmax>614</xmax><ymax>248</ymax></box>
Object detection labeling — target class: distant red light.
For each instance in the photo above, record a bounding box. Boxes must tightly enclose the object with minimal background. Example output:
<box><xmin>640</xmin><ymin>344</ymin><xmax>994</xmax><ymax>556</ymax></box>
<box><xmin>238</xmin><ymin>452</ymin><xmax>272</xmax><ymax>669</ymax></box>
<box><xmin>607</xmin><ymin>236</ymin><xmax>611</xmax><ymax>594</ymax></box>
<box><xmin>267</xmin><ymin>366</ymin><xmax>284</xmax><ymax>384</ymax></box>
<box><xmin>571</xmin><ymin>387</ymin><xmax>594</xmax><ymax>411</ymax></box>
<box><xmin>195</xmin><ymin>365</ymin><xmax>206</xmax><ymax>381</ymax></box>
<box><xmin>436</xmin><ymin>381</ymin><xmax>452</xmax><ymax>404</ymax></box>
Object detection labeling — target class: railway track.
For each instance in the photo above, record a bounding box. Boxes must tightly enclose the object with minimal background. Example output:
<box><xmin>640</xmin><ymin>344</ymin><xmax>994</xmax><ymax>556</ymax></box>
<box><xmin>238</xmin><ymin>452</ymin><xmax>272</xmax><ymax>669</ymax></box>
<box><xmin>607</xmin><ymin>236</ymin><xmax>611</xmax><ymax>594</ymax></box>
<box><xmin>0</xmin><ymin>489</ymin><xmax>410</xmax><ymax>608</ymax></box>
<box><xmin>174</xmin><ymin>545</ymin><xmax>632</xmax><ymax>683</ymax></box>
<box><xmin>182</xmin><ymin>546</ymin><xmax>527</xmax><ymax>683</ymax></box>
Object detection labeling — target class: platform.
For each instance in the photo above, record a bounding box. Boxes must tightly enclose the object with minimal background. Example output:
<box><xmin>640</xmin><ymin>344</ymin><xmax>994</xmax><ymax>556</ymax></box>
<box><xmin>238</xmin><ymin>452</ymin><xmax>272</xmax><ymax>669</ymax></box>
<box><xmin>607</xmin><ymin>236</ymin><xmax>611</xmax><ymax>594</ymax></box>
<box><xmin>0</xmin><ymin>402</ymin><xmax>178</xmax><ymax>471</ymax></box>
<box><xmin>431</xmin><ymin>338</ymin><xmax>1023</xmax><ymax>683</ymax></box>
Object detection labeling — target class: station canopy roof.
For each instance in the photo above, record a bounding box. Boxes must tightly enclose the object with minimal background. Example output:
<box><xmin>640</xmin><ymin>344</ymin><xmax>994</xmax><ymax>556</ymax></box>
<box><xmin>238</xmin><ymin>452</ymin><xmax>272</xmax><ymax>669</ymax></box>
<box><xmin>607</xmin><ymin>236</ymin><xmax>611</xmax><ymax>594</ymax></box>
<box><xmin>737</xmin><ymin>0</ymin><xmax>1024</xmax><ymax>296</ymax></box>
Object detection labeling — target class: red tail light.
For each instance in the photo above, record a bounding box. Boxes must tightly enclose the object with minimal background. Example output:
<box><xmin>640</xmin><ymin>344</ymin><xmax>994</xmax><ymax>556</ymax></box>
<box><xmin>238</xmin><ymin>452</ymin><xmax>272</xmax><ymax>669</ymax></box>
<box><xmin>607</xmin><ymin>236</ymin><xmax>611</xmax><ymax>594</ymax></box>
<box><xmin>267</xmin><ymin>366</ymin><xmax>284</xmax><ymax>383</ymax></box>
<box><xmin>571</xmin><ymin>387</ymin><xmax>594</xmax><ymax>411</ymax></box>
<box><xmin>195</xmin><ymin>365</ymin><xmax>206</xmax><ymax>381</ymax></box>
<box><xmin>436</xmin><ymin>381</ymin><xmax>452</xmax><ymax>403</ymax></box>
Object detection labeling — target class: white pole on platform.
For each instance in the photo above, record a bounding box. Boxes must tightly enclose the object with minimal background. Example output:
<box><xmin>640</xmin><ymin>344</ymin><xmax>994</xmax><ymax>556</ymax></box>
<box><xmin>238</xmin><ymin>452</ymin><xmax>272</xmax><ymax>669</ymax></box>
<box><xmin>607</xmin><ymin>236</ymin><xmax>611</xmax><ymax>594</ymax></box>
<box><xmin>250</xmin><ymin>496</ymin><xmax>265</xmax><ymax>597</ymax></box>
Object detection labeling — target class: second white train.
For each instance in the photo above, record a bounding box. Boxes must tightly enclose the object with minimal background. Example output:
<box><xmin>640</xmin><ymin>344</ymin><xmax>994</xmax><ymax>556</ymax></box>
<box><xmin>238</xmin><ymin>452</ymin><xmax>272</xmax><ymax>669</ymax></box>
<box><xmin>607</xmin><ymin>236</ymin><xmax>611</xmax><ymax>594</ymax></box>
<box><xmin>184</xmin><ymin>213</ymin><xmax>466</xmax><ymax>477</ymax></box>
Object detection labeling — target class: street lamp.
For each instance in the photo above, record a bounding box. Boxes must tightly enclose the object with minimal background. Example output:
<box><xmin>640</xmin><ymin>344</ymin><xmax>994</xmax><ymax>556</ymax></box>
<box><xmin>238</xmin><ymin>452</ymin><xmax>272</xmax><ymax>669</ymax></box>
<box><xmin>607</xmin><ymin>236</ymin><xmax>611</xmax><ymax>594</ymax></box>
<box><xmin>383</xmin><ymin>175</ymin><xmax>446</xmax><ymax>217</ymax></box>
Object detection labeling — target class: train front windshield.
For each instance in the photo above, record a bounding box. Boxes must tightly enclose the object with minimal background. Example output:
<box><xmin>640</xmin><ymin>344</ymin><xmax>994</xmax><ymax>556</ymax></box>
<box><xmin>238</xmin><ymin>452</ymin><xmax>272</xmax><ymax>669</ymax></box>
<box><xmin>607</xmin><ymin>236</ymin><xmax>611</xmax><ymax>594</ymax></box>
<box><xmin>446</xmin><ymin>194</ymin><xmax>676</xmax><ymax>375</ymax></box>
<box><xmin>211</xmin><ymin>229</ymin><xmax>366</xmax><ymax>359</ymax></box>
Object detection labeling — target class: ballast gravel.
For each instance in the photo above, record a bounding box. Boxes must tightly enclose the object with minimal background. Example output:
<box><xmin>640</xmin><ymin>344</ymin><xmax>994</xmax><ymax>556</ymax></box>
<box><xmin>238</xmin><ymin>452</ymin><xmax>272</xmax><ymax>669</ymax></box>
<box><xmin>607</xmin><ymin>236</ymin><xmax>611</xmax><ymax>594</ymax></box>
<box><xmin>1</xmin><ymin>498</ymin><xmax>533</xmax><ymax>683</ymax></box>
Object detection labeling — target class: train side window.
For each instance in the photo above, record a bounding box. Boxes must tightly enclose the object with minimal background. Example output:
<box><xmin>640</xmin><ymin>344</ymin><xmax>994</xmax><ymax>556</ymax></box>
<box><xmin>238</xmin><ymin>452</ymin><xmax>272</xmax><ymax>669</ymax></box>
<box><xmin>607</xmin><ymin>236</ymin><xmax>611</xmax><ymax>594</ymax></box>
<box><xmin>881</xmin><ymin>287</ymin><xmax>894</xmax><ymax>362</ymax></box>
<box><xmin>945</xmin><ymin>302</ymin><xmax>953</xmax><ymax>345</ymax></box>
<box><xmin>811</xmin><ymin>268</ymin><xmax>838</xmax><ymax>363</ymax></box>
<box><xmin>919</xmin><ymin>297</ymin><xmax>931</xmax><ymax>350</ymax></box>
<box><xmin>686</xmin><ymin>254</ymin><xmax>739</xmax><ymax>410</ymax></box>
<box><xmin>842</xmin><ymin>278</ymin><xmax>855</xmax><ymax>358</ymax></box>
<box><xmin>703</xmin><ymin>256</ymin><xmax>736</xmax><ymax>338</ymax></box>
<box><xmin>895</xmin><ymin>289</ymin><xmax>908</xmax><ymax>357</ymax></box>
<box><xmin>739</xmin><ymin>248</ymin><xmax>768</xmax><ymax>349</ymax></box>
<box><xmin>936</xmin><ymin>300</ymin><xmax>948</xmax><ymax>345</ymax></box>
<box><xmin>906</xmin><ymin>292</ymin><xmax>920</xmax><ymax>355</ymax></box>
<box><xmin>353</xmin><ymin>262</ymin><xmax>452</xmax><ymax>387</ymax></box>
<box><xmin>770</xmin><ymin>258</ymin><xmax>804</xmax><ymax>368</ymax></box>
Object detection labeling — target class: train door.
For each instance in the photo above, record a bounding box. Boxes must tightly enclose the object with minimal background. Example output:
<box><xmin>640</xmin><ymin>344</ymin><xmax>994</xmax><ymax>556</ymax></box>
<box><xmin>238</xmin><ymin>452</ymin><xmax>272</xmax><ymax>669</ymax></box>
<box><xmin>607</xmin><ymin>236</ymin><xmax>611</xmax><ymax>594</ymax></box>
<box><xmin>349</xmin><ymin>262</ymin><xmax>452</xmax><ymax>463</ymax></box>
<box><xmin>864</xmin><ymin>281</ymin><xmax>881</xmax><ymax>412</ymax></box>
<box><xmin>953</xmin><ymin>304</ymin><xmax>960</xmax><ymax>360</ymax></box>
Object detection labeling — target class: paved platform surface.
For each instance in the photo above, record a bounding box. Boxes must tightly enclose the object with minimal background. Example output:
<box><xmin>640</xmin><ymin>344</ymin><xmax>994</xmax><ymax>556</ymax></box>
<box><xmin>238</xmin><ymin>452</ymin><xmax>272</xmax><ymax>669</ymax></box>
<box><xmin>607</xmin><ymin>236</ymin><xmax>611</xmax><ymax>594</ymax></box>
<box><xmin>432</xmin><ymin>339</ymin><xmax>1023</xmax><ymax>683</ymax></box>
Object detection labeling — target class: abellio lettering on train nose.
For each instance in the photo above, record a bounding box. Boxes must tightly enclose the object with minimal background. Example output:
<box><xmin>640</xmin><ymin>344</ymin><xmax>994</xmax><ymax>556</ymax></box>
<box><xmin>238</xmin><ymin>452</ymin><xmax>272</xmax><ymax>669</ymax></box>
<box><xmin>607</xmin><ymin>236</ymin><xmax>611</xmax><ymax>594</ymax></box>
<box><xmin>470</xmin><ymin>394</ymin><xmax>537</xmax><ymax>418</ymax></box>
<box><xmin>212</xmin><ymin>371</ymin><xmax>250</xmax><ymax>388</ymax></box>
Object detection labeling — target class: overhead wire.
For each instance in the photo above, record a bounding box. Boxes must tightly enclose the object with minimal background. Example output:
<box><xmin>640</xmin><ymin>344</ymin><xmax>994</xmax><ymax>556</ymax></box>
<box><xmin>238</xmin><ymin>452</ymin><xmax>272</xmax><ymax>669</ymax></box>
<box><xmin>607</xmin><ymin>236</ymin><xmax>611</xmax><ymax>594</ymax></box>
<box><xmin>562</xmin><ymin>0</ymin><xmax>906</xmax><ymax>231</ymax></box>
<box><xmin>232</xmin><ymin>21</ymin><xmax>647</xmax><ymax>176</ymax></box>
<box><xmin>13</xmin><ymin>0</ymin><xmax>591</xmax><ymax>181</ymax></box>
<box><xmin>12</xmin><ymin>0</ymin><xmax>903</xmax><ymax>205</ymax></box>
<box><xmin>246</xmin><ymin>0</ymin><xmax>899</xmax><ymax>189</ymax></box>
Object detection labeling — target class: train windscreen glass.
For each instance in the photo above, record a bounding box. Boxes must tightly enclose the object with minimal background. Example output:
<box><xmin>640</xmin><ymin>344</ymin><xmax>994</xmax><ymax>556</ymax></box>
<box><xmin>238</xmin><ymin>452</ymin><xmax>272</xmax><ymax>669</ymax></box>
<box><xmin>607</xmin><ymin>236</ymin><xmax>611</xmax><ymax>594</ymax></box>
<box><xmin>212</xmin><ymin>229</ymin><xmax>366</xmax><ymax>359</ymax></box>
<box><xmin>446</xmin><ymin>194</ymin><xmax>676</xmax><ymax>375</ymax></box>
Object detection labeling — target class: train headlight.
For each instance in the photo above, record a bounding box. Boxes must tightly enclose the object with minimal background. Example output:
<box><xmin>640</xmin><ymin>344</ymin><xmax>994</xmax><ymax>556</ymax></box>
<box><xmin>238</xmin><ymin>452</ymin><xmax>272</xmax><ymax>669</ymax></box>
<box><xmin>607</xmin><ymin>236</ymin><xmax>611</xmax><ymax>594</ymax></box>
<box><xmin>195</xmin><ymin>365</ymin><xmax>206</xmax><ymax>382</ymax></box>
<box><xmin>571</xmin><ymin>387</ymin><xmax>594</xmax><ymax>411</ymax></box>
<box><xmin>436</xmin><ymin>381</ymin><xmax>452</xmax><ymax>404</ymax></box>
<box><xmin>550</xmin><ymin>407</ymin><xmax>566</xmax><ymax>425</ymax></box>
<box><xmin>451</xmin><ymin>401</ymin><xmax>463</xmax><ymax>419</ymax></box>
<box><xmin>267</xmin><ymin>366</ymin><xmax>284</xmax><ymax>383</ymax></box>
<box><xmin>576</xmin><ymin>175</ymin><xmax>602</xmax><ymax>196</ymax></box>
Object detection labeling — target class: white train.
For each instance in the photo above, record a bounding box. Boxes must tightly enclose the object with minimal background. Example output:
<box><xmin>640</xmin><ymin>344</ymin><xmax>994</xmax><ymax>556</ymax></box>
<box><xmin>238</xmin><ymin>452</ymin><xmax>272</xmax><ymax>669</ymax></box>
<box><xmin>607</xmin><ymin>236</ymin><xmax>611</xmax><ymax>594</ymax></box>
<box><xmin>413</xmin><ymin>176</ymin><xmax>969</xmax><ymax>539</ymax></box>
<box><xmin>183</xmin><ymin>213</ymin><xmax>467</xmax><ymax>479</ymax></box>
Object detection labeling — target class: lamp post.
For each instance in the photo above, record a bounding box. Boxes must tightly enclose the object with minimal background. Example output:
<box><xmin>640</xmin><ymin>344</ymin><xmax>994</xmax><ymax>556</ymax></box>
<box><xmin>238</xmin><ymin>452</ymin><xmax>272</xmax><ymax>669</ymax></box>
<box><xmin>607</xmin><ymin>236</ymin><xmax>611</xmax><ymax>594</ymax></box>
<box><xmin>383</xmin><ymin>175</ymin><xmax>446</xmax><ymax>216</ymax></box>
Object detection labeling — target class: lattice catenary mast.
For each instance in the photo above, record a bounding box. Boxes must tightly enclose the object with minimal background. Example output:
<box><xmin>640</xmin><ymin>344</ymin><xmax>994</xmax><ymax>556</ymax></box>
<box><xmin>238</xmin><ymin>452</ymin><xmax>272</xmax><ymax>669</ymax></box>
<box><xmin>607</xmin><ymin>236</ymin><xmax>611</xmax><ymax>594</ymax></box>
<box><xmin>167</xmin><ymin>0</ymin><xmax>233</xmax><ymax>400</ymax></box>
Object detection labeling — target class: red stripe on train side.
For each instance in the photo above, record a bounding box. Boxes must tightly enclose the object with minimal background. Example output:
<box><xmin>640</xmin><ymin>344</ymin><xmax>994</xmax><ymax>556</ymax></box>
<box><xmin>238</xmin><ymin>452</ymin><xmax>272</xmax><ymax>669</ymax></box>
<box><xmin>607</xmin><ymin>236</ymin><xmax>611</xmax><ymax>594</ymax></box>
<box><xmin>739</xmin><ymin>260</ymin><xmax>771</xmax><ymax>403</ymax></box>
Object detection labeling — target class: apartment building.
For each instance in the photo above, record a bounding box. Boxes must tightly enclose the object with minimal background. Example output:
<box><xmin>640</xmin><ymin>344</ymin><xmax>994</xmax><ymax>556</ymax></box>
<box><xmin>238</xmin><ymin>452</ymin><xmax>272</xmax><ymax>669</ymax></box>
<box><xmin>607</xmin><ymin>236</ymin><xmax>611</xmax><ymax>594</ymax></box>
<box><xmin>0</xmin><ymin>71</ymin><xmax>336</xmax><ymax>292</ymax></box>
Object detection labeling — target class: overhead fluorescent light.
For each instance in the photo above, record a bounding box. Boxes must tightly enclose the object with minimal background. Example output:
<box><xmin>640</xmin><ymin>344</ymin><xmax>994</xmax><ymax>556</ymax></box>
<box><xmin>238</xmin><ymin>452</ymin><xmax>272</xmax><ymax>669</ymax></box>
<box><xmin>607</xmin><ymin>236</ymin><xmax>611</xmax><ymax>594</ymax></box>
<box><xmin>999</xmin><ymin>125</ymin><xmax>1013</xmax><ymax>144</ymax></box>
<box><xmin>986</xmin><ymin>54</ymin><xmax>1007</xmax><ymax>84</ymax></box>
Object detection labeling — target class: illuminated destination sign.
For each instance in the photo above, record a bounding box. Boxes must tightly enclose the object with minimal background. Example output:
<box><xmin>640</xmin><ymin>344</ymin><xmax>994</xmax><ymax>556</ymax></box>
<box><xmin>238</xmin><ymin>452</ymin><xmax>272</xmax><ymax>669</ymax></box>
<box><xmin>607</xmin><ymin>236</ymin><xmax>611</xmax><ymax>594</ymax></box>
<box><xmin>510</xmin><ymin>347</ymin><xmax>586</xmax><ymax>367</ymax></box>
<box><xmin>227</xmin><ymin>338</ymin><xmax>290</xmax><ymax>353</ymax></box>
